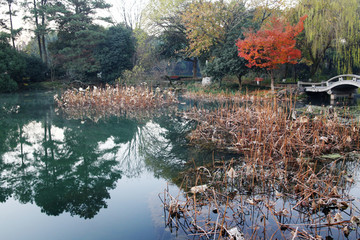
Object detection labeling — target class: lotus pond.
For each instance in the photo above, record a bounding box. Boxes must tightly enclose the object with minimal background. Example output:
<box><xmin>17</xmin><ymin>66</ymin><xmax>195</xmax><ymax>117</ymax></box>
<box><xmin>0</xmin><ymin>90</ymin><xmax>360</xmax><ymax>240</ymax></box>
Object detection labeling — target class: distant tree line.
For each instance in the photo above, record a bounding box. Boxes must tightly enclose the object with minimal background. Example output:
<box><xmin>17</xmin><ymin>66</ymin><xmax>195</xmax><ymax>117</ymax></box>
<box><xmin>0</xmin><ymin>0</ymin><xmax>359</xmax><ymax>92</ymax></box>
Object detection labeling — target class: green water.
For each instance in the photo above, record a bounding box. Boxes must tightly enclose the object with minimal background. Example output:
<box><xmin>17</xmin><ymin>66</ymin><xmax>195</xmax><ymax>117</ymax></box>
<box><xmin>0</xmin><ymin>91</ymin><xmax>211</xmax><ymax>240</ymax></box>
<box><xmin>2</xmin><ymin>91</ymin><xmax>360</xmax><ymax>240</ymax></box>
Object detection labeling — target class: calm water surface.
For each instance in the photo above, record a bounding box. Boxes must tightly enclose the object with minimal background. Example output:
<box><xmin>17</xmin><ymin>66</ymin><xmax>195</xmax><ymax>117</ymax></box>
<box><xmin>1</xmin><ymin>91</ymin><xmax>360</xmax><ymax>240</ymax></box>
<box><xmin>0</xmin><ymin>91</ymin><xmax>212</xmax><ymax>240</ymax></box>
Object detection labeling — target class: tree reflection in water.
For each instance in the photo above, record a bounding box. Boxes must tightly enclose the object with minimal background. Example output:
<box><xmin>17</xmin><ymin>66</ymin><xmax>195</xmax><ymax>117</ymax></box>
<box><xmin>0</xmin><ymin>92</ymin><xmax>200</xmax><ymax>219</ymax></box>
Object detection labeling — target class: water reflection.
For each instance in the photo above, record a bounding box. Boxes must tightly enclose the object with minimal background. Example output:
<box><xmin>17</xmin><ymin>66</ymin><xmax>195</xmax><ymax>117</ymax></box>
<box><xmin>161</xmin><ymin>154</ymin><xmax>360</xmax><ymax>239</ymax></box>
<box><xmin>306</xmin><ymin>93</ymin><xmax>360</xmax><ymax>106</ymax></box>
<box><xmin>0</xmin><ymin>91</ymin><xmax>197</xmax><ymax>219</ymax></box>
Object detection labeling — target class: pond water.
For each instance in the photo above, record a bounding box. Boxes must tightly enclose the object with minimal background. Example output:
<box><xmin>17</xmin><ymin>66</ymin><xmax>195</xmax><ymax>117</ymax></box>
<box><xmin>0</xmin><ymin>91</ymin><xmax>217</xmax><ymax>240</ymax></box>
<box><xmin>1</xmin><ymin>91</ymin><xmax>360</xmax><ymax>240</ymax></box>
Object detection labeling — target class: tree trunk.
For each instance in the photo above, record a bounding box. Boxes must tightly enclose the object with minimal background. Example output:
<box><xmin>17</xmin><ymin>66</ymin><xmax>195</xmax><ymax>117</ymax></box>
<box><xmin>33</xmin><ymin>0</ymin><xmax>43</xmax><ymax>61</ymax></box>
<box><xmin>42</xmin><ymin>35</ymin><xmax>47</xmax><ymax>65</ymax></box>
<box><xmin>41</xmin><ymin>0</ymin><xmax>48</xmax><ymax>65</ymax></box>
<box><xmin>237</xmin><ymin>74</ymin><xmax>242</xmax><ymax>89</ymax></box>
<box><xmin>270</xmin><ymin>70</ymin><xmax>275</xmax><ymax>92</ymax></box>
<box><xmin>284</xmin><ymin>63</ymin><xmax>288</xmax><ymax>79</ymax></box>
<box><xmin>8</xmin><ymin>2</ymin><xmax>16</xmax><ymax>48</ymax></box>
<box><xmin>310</xmin><ymin>60</ymin><xmax>321</xmax><ymax>79</ymax></box>
<box><xmin>308</xmin><ymin>40</ymin><xmax>331</xmax><ymax>79</ymax></box>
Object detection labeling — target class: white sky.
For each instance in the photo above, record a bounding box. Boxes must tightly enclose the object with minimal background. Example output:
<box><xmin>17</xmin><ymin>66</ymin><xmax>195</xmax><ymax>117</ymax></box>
<box><xmin>107</xmin><ymin>0</ymin><xmax>149</xmax><ymax>26</ymax></box>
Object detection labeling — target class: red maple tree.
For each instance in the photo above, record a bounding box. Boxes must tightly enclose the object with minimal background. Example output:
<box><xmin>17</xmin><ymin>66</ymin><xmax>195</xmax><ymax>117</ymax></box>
<box><xmin>236</xmin><ymin>15</ymin><xmax>307</xmax><ymax>90</ymax></box>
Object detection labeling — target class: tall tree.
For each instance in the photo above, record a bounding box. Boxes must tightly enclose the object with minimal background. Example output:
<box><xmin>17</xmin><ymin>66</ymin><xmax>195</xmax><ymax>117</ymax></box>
<box><xmin>181</xmin><ymin>0</ymin><xmax>229</xmax><ymax>57</ymax></box>
<box><xmin>145</xmin><ymin>0</ymin><xmax>201</xmax><ymax>77</ymax></box>
<box><xmin>144</xmin><ymin>0</ymin><xmax>188</xmax><ymax>32</ymax></box>
<box><xmin>95</xmin><ymin>24</ymin><xmax>135</xmax><ymax>82</ymax></box>
<box><xmin>33</xmin><ymin>0</ymin><xmax>43</xmax><ymax>60</ymax></box>
<box><xmin>181</xmin><ymin>0</ymin><xmax>230</xmax><ymax>77</ymax></box>
<box><xmin>46</xmin><ymin>0</ymin><xmax>111</xmax><ymax>34</ymax></box>
<box><xmin>295</xmin><ymin>0</ymin><xmax>360</xmax><ymax>75</ymax></box>
<box><xmin>22</xmin><ymin>0</ymin><xmax>49</xmax><ymax>63</ymax></box>
<box><xmin>47</xmin><ymin>0</ymin><xmax>111</xmax><ymax>80</ymax></box>
<box><xmin>236</xmin><ymin>16</ymin><xmax>306</xmax><ymax>90</ymax></box>
<box><xmin>202</xmin><ymin>1</ymin><xmax>254</xmax><ymax>87</ymax></box>
<box><xmin>133</xmin><ymin>28</ymin><xmax>157</xmax><ymax>71</ymax></box>
<box><xmin>1</xmin><ymin>0</ymin><xmax>22</xmax><ymax>48</ymax></box>
<box><xmin>50</xmin><ymin>25</ymin><xmax>106</xmax><ymax>80</ymax></box>
<box><xmin>39</xmin><ymin>0</ymin><xmax>47</xmax><ymax>63</ymax></box>
<box><xmin>181</xmin><ymin>0</ymin><xmax>255</xmax><ymax>85</ymax></box>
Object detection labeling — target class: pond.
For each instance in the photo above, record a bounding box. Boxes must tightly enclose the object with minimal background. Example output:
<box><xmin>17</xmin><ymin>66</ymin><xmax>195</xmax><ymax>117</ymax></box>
<box><xmin>1</xmin><ymin>90</ymin><xmax>360</xmax><ymax>240</ymax></box>
<box><xmin>0</xmin><ymin>91</ymin><xmax>219</xmax><ymax>240</ymax></box>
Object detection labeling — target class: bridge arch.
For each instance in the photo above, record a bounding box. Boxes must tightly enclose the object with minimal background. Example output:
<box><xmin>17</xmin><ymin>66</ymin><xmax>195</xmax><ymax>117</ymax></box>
<box><xmin>298</xmin><ymin>74</ymin><xmax>360</xmax><ymax>95</ymax></box>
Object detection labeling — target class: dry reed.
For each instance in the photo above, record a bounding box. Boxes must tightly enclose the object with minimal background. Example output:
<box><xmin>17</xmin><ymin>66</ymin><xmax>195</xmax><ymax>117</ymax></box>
<box><xmin>185</xmin><ymin>94</ymin><xmax>360</xmax><ymax>162</ymax></box>
<box><xmin>161</xmin><ymin>91</ymin><xmax>360</xmax><ymax>239</ymax></box>
<box><xmin>161</xmin><ymin>154</ymin><xmax>360</xmax><ymax>239</ymax></box>
<box><xmin>182</xmin><ymin>89</ymin><xmax>272</xmax><ymax>103</ymax></box>
<box><xmin>54</xmin><ymin>84</ymin><xmax>178</xmax><ymax>121</ymax></box>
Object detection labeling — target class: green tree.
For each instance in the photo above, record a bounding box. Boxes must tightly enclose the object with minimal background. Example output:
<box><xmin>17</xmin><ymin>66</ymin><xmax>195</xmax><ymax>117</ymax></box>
<box><xmin>181</xmin><ymin>0</ymin><xmax>229</xmax><ymax>57</ymax></box>
<box><xmin>47</xmin><ymin>0</ymin><xmax>111</xmax><ymax>80</ymax></box>
<box><xmin>50</xmin><ymin>24</ymin><xmax>106</xmax><ymax>80</ymax></box>
<box><xmin>0</xmin><ymin>32</ymin><xmax>25</xmax><ymax>92</ymax></box>
<box><xmin>46</xmin><ymin>0</ymin><xmax>111</xmax><ymax>33</ymax></box>
<box><xmin>155</xmin><ymin>25</ymin><xmax>186</xmax><ymax>61</ymax></box>
<box><xmin>154</xmin><ymin>14</ymin><xmax>193</xmax><ymax>74</ymax></box>
<box><xmin>180</xmin><ymin>0</ymin><xmax>254</xmax><ymax>86</ymax></box>
<box><xmin>295</xmin><ymin>0</ymin><xmax>360</xmax><ymax>76</ymax></box>
<box><xmin>133</xmin><ymin>28</ymin><xmax>158</xmax><ymax>72</ymax></box>
<box><xmin>145</xmin><ymin>0</ymin><xmax>200</xmax><ymax>77</ymax></box>
<box><xmin>144</xmin><ymin>0</ymin><xmax>188</xmax><ymax>32</ymax></box>
<box><xmin>181</xmin><ymin>0</ymin><xmax>232</xmax><ymax>78</ymax></box>
<box><xmin>21</xmin><ymin>53</ymin><xmax>47</xmax><ymax>82</ymax></box>
<box><xmin>22</xmin><ymin>0</ymin><xmax>50</xmax><ymax>64</ymax></box>
<box><xmin>202</xmin><ymin>1</ymin><xmax>254</xmax><ymax>87</ymax></box>
<box><xmin>95</xmin><ymin>24</ymin><xmax>135</xmax><ymax>82</ymax></box>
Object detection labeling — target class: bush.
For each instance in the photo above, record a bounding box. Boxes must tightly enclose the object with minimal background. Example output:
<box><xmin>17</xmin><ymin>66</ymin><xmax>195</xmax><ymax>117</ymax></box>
<box><xmin>21</xmin><ymin>53</ymin><xmax>48</xmax><ymax>82</ymax></box>
<box><xmin>117</xmin><ymin>65</ymin><xmax>145</xmax><ymax>85</ymax></box>
<box><xmin>0</xmin><ymin>32</ymin><xmax>26</xmax><ymax>92</ymax></box>
<box><xmin>96</xmin><ymin>24</ymin><xmax>135</xmax><ymax>82</ymax></box>
<box><xmin>0</xmin><ymin>73</ymin><xmax>18</xmax><ymax>92</ymax></box>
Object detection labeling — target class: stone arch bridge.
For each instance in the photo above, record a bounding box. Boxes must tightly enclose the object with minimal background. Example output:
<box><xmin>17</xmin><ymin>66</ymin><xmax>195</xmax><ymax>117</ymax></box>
<box><xmin>298</xmin><ymin>74</ymin><xmax>360</xmax><ymax>99</ymax></box>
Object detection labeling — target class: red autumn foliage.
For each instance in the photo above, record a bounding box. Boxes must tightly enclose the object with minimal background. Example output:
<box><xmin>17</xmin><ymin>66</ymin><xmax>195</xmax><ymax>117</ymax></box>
<box><xmin>236</xmin><ymin>15</ymin><xmax>307</xmax><ymax>70</ymax></box>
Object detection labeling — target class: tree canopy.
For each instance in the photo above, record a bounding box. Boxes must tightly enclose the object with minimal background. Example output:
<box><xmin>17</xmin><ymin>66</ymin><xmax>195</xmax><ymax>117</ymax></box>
<box><xmin>295</xmin><ymin>0</ymin><xmax>360</xmax><ymax>75</ymax></box>
<box><xmin>202</xmin><ymin>0</ymin><xmax>254</xmax><ymax>87</ymax></box>
<box><xmin>236</xmin><ymin>16</ymin><xmax>306</xmax><ymax>90</ymax></box>
<box><xmin>182</xmin><ymin>0</ymin><xmax>229</xmax><ymax>57</ymax></box>
<box><xmin>46</xmin><ymin>0</ymin><xmax>112</xmax><ymax>80</ymax></box>
<box><xmin>95</xmin><ymin>24</ymin><xmax>135</xmax><ymax>82</ymax></box>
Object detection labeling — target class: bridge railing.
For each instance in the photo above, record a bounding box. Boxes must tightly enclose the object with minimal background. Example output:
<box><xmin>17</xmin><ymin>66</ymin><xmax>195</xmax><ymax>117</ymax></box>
<box><xmin>326</xmin><ymin>74</ymin><xmax>360</xmax><ymax>85</ymax></box>
<box><xmin>298</xmin><ymin>74</ymin><xmax>360</xmax><ymax>89</ymax></box>
<box><xmin>298</xmin><ymin>81</ymin><xmax>326</xmax><ymax>88</ymax></box>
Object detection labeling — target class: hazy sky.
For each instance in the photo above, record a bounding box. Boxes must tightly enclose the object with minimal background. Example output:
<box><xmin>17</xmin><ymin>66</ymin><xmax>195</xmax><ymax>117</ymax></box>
<box><xmin>107</xmin><ymin>0</ymin><xmax>149</xmax><ymax>25</ymax></box>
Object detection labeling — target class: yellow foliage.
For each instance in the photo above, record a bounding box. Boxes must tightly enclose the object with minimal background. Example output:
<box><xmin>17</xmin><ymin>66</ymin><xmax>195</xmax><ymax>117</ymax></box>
<box><xmin>181</xmin><ymin>0</ymin><xmax>230</xmax><ymax>57</ymax></box>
